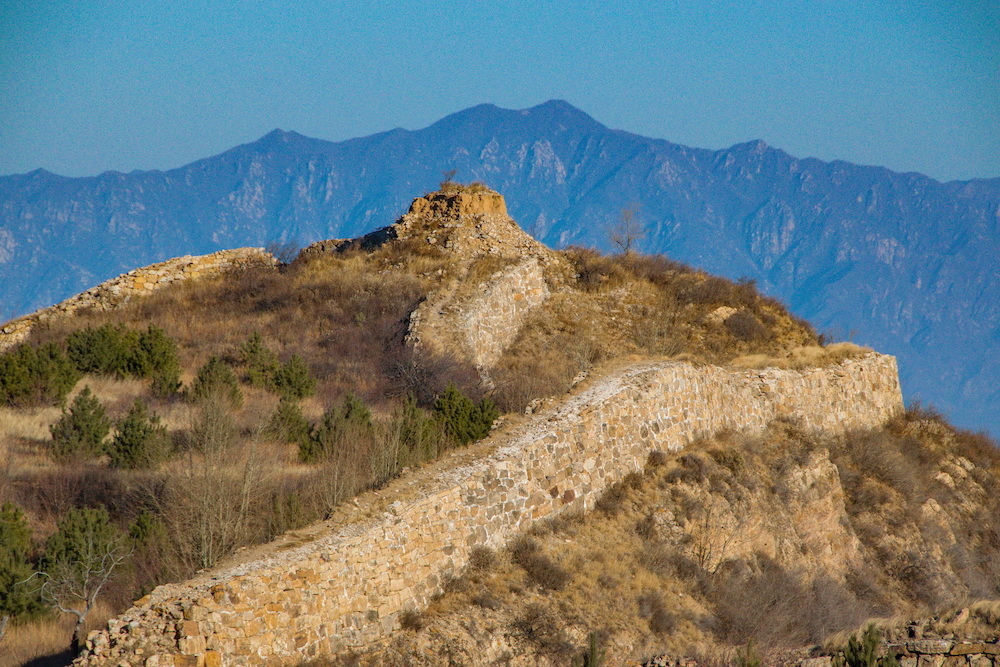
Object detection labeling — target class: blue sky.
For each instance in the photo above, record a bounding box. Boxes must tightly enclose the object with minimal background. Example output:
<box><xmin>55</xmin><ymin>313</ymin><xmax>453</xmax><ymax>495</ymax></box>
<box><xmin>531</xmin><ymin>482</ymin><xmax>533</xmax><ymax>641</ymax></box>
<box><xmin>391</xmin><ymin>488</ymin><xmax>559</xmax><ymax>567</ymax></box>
<box><xmin>1</xmin><ymin>0</ymin><xmax>997</xmax><ymax>181</ymax></box>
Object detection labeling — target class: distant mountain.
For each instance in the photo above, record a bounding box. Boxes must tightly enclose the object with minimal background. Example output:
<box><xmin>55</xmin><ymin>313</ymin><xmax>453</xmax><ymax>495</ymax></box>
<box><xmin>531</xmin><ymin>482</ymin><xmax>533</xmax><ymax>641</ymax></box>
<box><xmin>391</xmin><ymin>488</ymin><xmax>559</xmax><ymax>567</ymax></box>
<box><xmin>1</xmin><ymin>100</ymin><xmax>998</xmax><ymax>435</ymax></box>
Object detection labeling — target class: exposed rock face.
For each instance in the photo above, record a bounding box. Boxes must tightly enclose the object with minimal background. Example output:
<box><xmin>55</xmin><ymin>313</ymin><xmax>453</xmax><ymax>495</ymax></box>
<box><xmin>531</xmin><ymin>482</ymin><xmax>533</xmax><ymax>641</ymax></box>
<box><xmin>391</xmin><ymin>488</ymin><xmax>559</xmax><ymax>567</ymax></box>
<box><xmin>297</xmin><ymin>186</ymin><xmax>567</xmax><ymax>375</ymax></box>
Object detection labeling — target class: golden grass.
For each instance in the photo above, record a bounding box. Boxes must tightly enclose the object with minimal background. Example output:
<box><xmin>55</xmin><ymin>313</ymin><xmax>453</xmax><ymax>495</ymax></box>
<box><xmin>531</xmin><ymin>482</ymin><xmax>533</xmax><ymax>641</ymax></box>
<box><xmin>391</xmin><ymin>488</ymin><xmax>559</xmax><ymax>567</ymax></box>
<box><xmin>0</xmin><ymin>601</ymin><xmax>114</xmax><ymax>667</ymax></box>
<box><xmin>729</xmin><ymin>342</ymin><xmax>872</xmax><ymax>370</ymax></box>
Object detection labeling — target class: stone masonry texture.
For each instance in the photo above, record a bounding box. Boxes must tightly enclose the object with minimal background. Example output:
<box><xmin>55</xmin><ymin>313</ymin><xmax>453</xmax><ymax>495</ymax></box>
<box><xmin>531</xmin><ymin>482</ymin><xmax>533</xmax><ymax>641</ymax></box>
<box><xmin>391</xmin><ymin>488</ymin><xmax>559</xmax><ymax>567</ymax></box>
<box><xmin>75</xmin><ymin>353</ymin><xmax>904</xmax><ymax>667</ymax></box>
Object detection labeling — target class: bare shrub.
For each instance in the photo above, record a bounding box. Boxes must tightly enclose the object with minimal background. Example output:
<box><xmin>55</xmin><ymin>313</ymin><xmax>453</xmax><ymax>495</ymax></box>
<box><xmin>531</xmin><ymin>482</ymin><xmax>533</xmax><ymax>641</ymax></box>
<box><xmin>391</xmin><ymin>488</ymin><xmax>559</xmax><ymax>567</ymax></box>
<box><xmin>509</xmin><ymin>536</ymin><xmax>570</xmax><ymax>591</ymax></box>
<box><xmin>637</xmin><ymin>589</ymin><xmax>675</xmax><ymax>634</ymax></box>
<box><xmin>724</xmin><ymin>310</ymin><xmax>772</xmax><ymax>343</ymax></box>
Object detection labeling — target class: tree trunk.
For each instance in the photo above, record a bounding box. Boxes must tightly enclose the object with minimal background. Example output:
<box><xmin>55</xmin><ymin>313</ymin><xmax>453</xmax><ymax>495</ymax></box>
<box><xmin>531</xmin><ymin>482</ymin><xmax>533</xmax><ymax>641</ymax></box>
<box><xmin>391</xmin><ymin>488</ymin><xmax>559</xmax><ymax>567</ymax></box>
<box><xmin>71</xmin><ymin>612</ymin><xmax>85</xmax><ymax>656</ymax></box>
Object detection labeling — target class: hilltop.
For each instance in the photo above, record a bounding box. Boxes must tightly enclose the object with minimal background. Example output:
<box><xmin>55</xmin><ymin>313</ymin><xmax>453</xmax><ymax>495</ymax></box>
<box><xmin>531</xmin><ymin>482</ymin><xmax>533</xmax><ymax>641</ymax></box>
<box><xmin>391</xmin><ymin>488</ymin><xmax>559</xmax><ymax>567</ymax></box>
<box><xmin>0</xmin><ymin>101</ymin><xmax>997</xmax><ymax>436</ymax></box>
<box><xmin>0</xmin><ymin>186</ymin><xmax>997</xmax><ymax>667</ymax></box>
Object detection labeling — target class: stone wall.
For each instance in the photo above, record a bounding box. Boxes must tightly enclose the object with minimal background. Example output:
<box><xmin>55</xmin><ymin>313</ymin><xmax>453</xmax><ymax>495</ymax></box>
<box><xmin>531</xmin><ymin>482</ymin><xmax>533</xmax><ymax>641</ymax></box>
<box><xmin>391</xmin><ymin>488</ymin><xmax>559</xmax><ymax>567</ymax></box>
<box><xmin>0</xmin><ymin>248</ymin><xmax>274</xmax><ymax>352</ymax></box>
<box><xmin>76</xmin><ymin>353</ymin><xmax>903</xmax><ymax>667</ymax></box>
<box><xmin>463</xmin><ymin>258</ymin><xmax>549</xmax><ymax>368</ymax></box>
<box><xmin>797</xmin><ymin>640</ymin><xmax>1000</xmax><ymax>667</ymax></box>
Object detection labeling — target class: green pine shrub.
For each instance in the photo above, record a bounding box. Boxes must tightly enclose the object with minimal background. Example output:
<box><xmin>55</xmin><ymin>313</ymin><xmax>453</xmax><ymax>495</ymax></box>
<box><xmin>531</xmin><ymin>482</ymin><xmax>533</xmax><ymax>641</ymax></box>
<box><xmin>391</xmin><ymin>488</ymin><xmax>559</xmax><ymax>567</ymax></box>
<box><xmin>392</xmin><ymin>394</ymin><xmax>445</xmax><ymax>465</ymax></box>
<box><xmin>189</xmin><ymin>356</ymin><xmax>242</xmax><ymax>407</ymax></box>
<box><xmin>0</xmin><ymin>342</ymin><xmax>80</xmax><ymax>406</ymax></box>
<box><xmin>65</xmin><ymin>324</ymin><xmax>181</xmax><ymax>395</ymax></box>
<box><xmin>107</xmin><ymin>398</ymin><xmax>170</xmax><ymax>469</ymax></box>
<box><xmin>300</xmin><ymin>392</ymin><xmax>373</xmax><ymax>463</ymax></box>
<box><xmin>266</xmin><ymin>397</ymin><xmax>312</xmax><ymax>446</ymax></box>
<box><xmin>239</xmin><ymin>331</ymin><xmax>280</xmax><ymax>388</ymax></box>
<box><xmin>833</xmin><ymin>624</ymin><xmax>900</xmax><ymax>667</ymax></box>
<box><xmin>49</xmin><ymin>386</ymin><xmax>111</xmax><ymax>462</ymax></box>
<box><xmin>0</xmin><ymin>502</ymin><xmax>43</xmax><ymax>627</ymax></box>
<box><xmin>239</xmin><ymin>333</ymin><xmax>315</xmax><ymax>399</ymax></box>
<box><xmin>433</xmin><ymin>383</ymin><xmax>498</xmax><ymax>446</ymax></box>
<box><xmin>272</xmin><ymin>355</ymin><xmax>316</xmax><ymax>399</ymax></box>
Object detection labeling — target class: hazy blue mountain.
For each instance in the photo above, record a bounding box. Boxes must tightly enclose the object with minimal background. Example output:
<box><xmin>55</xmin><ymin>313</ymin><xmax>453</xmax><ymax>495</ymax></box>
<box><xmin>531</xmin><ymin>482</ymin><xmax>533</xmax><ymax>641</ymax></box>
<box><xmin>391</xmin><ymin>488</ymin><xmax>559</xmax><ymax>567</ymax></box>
<box><xmin>1</xmin><ymin>100</ymin><xmax>998</xmax><ymax>435</ymax></box>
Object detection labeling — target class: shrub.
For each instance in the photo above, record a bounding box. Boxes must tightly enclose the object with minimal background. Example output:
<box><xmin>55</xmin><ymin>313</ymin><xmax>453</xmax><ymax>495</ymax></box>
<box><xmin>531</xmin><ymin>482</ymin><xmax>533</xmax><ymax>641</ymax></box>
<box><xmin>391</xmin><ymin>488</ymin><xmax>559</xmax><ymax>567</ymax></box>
<box><xmin>0</xmin><ymin>342</ymin><xmax>80</xmax><ymax>406</ymax></box>
<box><xmin>239</xmin><ymin>333</ymin><xmax>315</xmax><ymax>399</ymax></box>
<box><xmin>107</xmin><ymin>398</ymin><xmax>170</xmax><ymax>469</ymax></box>
<box><xmin>0</xmin><ymin>502</ymin><xmax>42</xmax><ymax>630</ymax></box>
<box><xmin>49</xmin><ymin>386</ymin><xmax>111</xmax><ymax>462</ymax></box>
<box><xmin>637</xmin><ymin>590</ymin><xmax>675</xmax><ymax>634</ymax></box>
<box><xmin>833</xmin><ymin>624</ymin><xmax>899</xmax><ymax>667</ymax></box>
<box><xmin>66</xmin><ymin>324</ymin><xmax>181</xmax><ymax>393</ymax></box>
<box><xmin>725</xmin><ymin>310</ymin><xmax>772</xmax><ymax>343</ymax></box>
<box><xmin>391</xmin><ymin>394</ymin><xmax>445</xmax><ymax>465</ymax></box>
<box><xmin>510</xmin><ymin>536</ymin><xmax>570</xmax><ymax>591</ymax></box>
<box><xmin>433</xmin><ymin>383</ymin><xmax>498</xmax><ymax>446</ymax></box>
<box><xmin>271</xmin><ymin>355</ymin><xmax>316</xmax><ymax>399</ymax></box>
<box><xmin>189</xmin><ymin>356</ymin><xmax>242</xmax><ymax>407</ymax></box>
<box><xmin>240</xmin><ymin>331</ymin><xmax>280</xmax><ymax>388</ymax></box>
<box><xmin>40</xmin><ymin>506</ymin><xmax>131</xmax><ymax>654</ymax></box>
<box><xmin>67</xmin><ymin>324</ymin><xmax>132</xmax><ymax>376</ymax></box>
<box><xmin>300</xmin><ymin>393</ymin><xmax>373</xmax><ymax>463</ymax></box>
<box><xmin>266</xmin><ymin>397</ymin><xmax>312</xmax><ymax>446</ymax></box>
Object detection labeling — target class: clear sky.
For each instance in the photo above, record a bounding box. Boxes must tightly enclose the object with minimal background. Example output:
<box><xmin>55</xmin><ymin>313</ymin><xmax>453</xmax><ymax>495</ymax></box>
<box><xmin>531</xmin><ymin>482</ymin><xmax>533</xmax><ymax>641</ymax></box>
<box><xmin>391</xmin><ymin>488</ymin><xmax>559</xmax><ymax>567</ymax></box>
<box><xmin>1</xmin><ymin>0</ymin><xmax>997</xmax><ymax>182</ymax></box>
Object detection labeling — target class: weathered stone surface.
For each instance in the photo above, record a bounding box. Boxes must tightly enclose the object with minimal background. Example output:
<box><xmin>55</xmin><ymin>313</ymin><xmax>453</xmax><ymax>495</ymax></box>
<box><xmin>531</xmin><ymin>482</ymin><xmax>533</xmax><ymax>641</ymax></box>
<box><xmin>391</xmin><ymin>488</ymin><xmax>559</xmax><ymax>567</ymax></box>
<box><xmin>909</xmin><ymin>640</ymin><xmax>955</xmax><ymax>655</ymax></box>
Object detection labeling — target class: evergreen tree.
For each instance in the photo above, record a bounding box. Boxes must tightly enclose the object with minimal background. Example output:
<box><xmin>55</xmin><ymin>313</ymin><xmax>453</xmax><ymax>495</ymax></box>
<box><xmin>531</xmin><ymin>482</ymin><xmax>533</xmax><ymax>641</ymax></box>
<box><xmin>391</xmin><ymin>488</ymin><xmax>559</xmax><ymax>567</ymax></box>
<box><xmin>189</xmin><ymin>356</ymin><xmax>242</xmax><ymax>407</ymax></box>
<box><xmin>266</xmin><ymin>397</ymin><xmax>312</xmax><ymax>446</ymax></box>
<box><xmin>301</xmin><ymin>393</ymin><xmax>372</xmax><ymax>463</ymax></box>
<box><xmin>271</xmin><ymin>354</ymin><xmax>316</xmax><ymax>399</ymax></box>
<box><xmin>49</xmin><ymin>386</ymin><xmax>110</xmax><ymax>462</ymax></box>
<box><xmin>433</xmin><ymin>383</ymin><xmax>498</xmax><ymax>446</ymax></box>
<box><xmin>107</xmin><ymin>398</ymin><xmax>170</xmax><ymax>469</ymax></box>
<box><xmin>0</xmin><ymin>503</ymin><xmax>42</xmax><ymax>642</ymax></box>
<box><xmin>240</xmin><ymin>331</ymin><xmax>280</xmax><ymax>389</ymax></box>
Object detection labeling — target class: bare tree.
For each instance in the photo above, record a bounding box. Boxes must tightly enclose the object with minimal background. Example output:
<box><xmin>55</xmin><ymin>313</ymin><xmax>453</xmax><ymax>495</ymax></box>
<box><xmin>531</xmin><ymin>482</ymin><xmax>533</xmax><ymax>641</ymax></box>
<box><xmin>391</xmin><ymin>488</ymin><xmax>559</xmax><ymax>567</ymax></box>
<box><xmin>609</xmin><ymin>204</ymin><xmax>646</xmax><ymax>255</ymax></box>
<box><xmin>33</xmin><ymin>507</ymin><xmax>132</xmax><ymax>654</ymax></box>
<box><xmin>160</xmin><ymin>397</ymin><xmax>270</xmax><ymax>571</ymax></box>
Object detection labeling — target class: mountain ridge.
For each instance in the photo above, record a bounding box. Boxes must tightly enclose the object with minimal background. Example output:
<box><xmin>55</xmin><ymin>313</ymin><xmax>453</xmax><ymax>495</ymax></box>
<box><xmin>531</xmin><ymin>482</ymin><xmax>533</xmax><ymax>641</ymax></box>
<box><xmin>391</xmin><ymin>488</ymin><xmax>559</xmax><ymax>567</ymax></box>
<box><xmin>1</xmin><ymin>100</ymin><xmax>997</xmax><ymax>435</ymax></box>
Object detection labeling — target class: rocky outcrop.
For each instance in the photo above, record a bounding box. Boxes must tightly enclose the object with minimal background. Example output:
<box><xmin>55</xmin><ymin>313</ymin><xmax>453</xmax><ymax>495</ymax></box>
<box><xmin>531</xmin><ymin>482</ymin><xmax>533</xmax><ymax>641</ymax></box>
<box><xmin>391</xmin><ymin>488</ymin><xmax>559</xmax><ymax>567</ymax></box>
<box><xmin>0</xmin><ymin>248</ymin><xmax>275</xmax><ymax>352</ymax></box>
<box><xmin>74</xmin><ymin>353</ymin><xmax>903</xmax><ymax>667</ymax></box>
<box><xmin>300</xmin><ymin>187</ymin><xmax>566</xmax><ymax>373</ymax></box>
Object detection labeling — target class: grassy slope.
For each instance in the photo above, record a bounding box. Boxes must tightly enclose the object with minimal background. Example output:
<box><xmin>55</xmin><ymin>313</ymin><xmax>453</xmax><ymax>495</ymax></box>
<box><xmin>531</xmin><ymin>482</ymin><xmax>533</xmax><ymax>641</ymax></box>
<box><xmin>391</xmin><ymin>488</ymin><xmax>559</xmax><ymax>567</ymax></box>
<box><xmin>340</xmin><ymin>410</ymin><xmax>1000</xmax><ymax>666</ymax></box>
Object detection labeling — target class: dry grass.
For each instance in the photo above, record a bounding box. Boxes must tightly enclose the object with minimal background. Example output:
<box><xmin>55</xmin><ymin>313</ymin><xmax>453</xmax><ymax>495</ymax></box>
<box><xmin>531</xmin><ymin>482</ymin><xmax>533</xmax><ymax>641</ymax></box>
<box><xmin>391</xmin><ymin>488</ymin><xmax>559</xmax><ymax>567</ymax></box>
<box><xmin>729</xmin><ymin>342</ymin><xmax>872</xmax><ymax>370</ymax></box>
<box><xmin>0</xmin><ymin>601</ymin><xmax>114</xmax><ymax>667</ymax></box>
<box><xmin>492</xmin><ymin>249</ymin><xmax>821</xmax><ymax>412</ymax></box>
<box><xmin>399</xmin><ymin>416</ymin><xmax>1000</xmax><ymax>665</ymax></box>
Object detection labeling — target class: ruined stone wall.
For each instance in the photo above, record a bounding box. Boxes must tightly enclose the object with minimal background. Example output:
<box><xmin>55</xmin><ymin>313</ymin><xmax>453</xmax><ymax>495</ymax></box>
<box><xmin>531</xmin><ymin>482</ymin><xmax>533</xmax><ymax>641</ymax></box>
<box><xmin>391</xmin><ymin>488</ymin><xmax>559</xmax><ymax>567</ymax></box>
<box><xmin>463</xmin><ymin>258</ymin><xmax>549</xmax><ymax>368</ymax></box>
<box><xmin>0</xmin><ymin>248</ymin><xmax>274</xmax><ymax>352</ymax></box>
<box><xmin>76</xmin><ymin>353</ymin><xmax>903</xmax><ymax>667</ymax></box>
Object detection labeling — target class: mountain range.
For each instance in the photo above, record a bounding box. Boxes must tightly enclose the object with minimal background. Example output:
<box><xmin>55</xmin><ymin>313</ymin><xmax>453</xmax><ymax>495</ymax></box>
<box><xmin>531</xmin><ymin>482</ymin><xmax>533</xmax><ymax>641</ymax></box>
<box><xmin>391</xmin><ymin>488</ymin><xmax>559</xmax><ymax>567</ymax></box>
<box><xmin>1</xmin><ymin>100</ymin><xmax>997</xmax><ymax>435</ymax></box>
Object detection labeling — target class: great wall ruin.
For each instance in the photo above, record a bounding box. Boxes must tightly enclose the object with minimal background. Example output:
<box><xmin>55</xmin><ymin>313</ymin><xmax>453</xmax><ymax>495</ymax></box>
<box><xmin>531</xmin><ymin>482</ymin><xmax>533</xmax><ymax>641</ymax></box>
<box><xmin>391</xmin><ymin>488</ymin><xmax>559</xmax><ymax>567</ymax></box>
<box><xmin>1</xmin><ymin>188</ymin><xmax>919</xmax><ymax>666</ymax></box>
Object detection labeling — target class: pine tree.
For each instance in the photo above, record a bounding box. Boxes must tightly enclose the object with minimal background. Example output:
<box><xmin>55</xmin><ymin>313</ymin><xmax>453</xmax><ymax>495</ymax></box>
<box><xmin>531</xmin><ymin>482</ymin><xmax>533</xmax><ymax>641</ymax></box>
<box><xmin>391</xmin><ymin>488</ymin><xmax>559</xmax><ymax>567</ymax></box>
<box><xmin>107</xmin><ymin>398</ymin><xmax>170</xmax><ymax>469</ymax></box>
<box><xmin>433</xmin><ymin>383</ymin><xmax>498</xmax><ymax>446</ymax></box>
<box><xmin>189</xmin><ymin>356</ymin><xmax>242</xmax><ymax>407</ymax></box>
<box><xmin>271</xmin><ymin>354</ymin><xmax>316</xmax><ymax>399</ymax></box>
<box><xmin>49</xmin><ymin>386</ymin><xmax>110</xmax><ymax>462</ymax></box>
<box><xmin>0</xmin><ymin>502</ymin><xmax>42</xmax><ymax>642</ymax></box>
<box><xmin>40</xmin><ymin>507</ymin><xmax>131</xmax><ymax>655</ymax></box>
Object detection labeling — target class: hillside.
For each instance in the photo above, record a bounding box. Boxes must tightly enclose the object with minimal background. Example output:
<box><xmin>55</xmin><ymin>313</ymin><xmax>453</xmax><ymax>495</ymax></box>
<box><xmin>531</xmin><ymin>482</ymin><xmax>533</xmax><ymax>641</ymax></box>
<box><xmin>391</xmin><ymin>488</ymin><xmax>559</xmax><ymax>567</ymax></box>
<box><xmin>354</xmin><ymin>410</ymin><xmax>1000</xmax><ymax>666</ymax></box>
<box><xmin>0</xmin><ymin>186</ymin><xmax>843</xmax><ymax>665</ymax></box>
<box><xmin>1</xmin><ymin>187</ymin><xmax>997</xmax><ymax>667</ymax></box>
<box><xmin>1</xmin><ymin>101</ymin><xmax>997</xmax><ymax>436</ymax></box>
